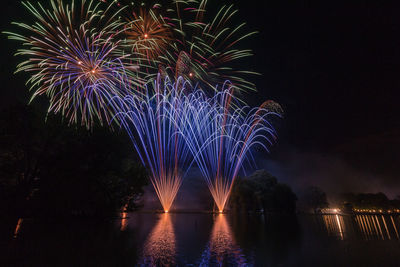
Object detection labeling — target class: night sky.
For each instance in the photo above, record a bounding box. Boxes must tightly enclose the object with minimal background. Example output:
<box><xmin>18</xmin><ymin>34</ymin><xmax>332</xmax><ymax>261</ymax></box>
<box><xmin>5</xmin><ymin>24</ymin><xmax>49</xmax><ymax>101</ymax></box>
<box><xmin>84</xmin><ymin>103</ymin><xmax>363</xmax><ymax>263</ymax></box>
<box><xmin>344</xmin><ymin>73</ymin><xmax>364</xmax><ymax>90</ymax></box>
<box><xmin>232</xmin><ymin>1</ymin><xmax>400</xmax><ymax>198</ymax></box>
<box><xmin>1</xmin><ymin>0</ymin><xmax>399</xmax><ymax>198</ymax></box>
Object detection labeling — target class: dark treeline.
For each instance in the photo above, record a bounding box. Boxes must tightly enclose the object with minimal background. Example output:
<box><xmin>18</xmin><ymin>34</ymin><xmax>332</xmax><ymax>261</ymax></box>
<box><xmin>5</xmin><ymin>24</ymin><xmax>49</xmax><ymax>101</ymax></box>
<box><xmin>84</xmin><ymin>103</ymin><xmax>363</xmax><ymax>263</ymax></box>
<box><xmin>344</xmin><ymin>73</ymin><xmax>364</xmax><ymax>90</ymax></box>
<box><xmin>230</xmin><ymin>170</ymin><xmax>297</xmax><ymax>214</ymax></box>
<box><xmin>338</xmin><ymin>192</ymin><xmax>400</xmax><ymax>211</ymax></box>
<box><xmin>297</xmin><ymin>187</ymin><xmax>400</xmax><ymax>213</ymax></box>
<box><xmin>297</xmin><ymin>186</ymin><xmax>329</xmax><ymax>213</ymax></box>
<box><xmin>0</xmin><ymin>101</ymin><xmax>148</xmax><ymax>218</ymax></box>
<box><xmin>297</xmin><ymin>186</ymin><xmax>400</xmax><ymax>212</ymax></box>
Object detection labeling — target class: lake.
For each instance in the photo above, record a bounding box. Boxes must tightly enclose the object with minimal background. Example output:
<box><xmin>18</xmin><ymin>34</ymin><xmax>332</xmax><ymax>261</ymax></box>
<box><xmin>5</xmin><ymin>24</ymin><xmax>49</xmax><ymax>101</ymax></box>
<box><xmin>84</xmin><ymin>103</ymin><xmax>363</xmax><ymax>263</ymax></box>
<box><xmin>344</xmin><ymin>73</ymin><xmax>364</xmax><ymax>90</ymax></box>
<box><xmin>2</xmin><ymin>213</ymin><xmax>400</xmax><ymax>266</ymax></box>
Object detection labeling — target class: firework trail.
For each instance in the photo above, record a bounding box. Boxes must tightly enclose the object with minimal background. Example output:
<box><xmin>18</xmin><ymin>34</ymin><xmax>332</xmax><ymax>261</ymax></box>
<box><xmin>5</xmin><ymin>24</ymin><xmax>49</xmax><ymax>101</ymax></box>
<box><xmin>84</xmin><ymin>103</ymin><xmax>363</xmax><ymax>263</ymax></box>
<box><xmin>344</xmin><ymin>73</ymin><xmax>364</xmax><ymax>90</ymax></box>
<box><xmin>5</xmin><ymin>0</ymin><xmax>144</xmax><ymax>128</ymax></box>
<box><xmin>177</xmin><ymin>82</ymin><xmax>281</xmax><ymax>212</ymax></box>
<box><xmin>110</xmin><ymin>76</ymin><xmax>193</xmax><ymax>212</ymax></box>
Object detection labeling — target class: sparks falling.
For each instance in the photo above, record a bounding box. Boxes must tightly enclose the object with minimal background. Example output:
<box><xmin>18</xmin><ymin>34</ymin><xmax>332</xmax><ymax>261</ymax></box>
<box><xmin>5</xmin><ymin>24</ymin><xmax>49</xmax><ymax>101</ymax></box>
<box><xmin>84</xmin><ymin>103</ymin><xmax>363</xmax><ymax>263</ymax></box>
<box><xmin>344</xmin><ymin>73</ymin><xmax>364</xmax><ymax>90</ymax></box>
<box><xmin>110</xmin><ymin>76</ymin><xmax>193</xmax><ymax>212</ymax></box>
<box><xmin>177</xmin><ymin>83</ymin><xmax>282</xmax><ymax>212</ymax></box>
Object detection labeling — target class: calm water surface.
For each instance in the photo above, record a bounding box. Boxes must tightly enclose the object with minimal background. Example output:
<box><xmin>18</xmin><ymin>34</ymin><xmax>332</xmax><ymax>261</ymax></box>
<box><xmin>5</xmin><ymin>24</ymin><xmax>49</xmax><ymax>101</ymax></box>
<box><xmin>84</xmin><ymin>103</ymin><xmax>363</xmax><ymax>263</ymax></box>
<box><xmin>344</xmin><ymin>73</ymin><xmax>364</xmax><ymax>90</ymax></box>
<box><xmin>2</xmin><ymin>213</ymin><xmax>400</xmax><ymax>266</ymax></box>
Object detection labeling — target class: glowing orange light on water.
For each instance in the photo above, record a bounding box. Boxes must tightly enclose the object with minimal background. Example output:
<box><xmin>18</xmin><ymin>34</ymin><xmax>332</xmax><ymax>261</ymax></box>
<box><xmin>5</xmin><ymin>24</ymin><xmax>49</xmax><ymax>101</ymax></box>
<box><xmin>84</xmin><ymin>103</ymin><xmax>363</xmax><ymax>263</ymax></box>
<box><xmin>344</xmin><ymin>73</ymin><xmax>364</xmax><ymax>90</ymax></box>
<box><xmin>141</xmin><ymin>213</ymin><xmax>176</xmax><ymax>265</ymax></box>
<box><xmin>199</xmin><ymin>214</ymin><xmax>246</xmax><ymax>265</ymax></box>
<box><xmin>120</xmin><ymin>212</ymin><xmax>128</xmax><ymax>231</ymax></box>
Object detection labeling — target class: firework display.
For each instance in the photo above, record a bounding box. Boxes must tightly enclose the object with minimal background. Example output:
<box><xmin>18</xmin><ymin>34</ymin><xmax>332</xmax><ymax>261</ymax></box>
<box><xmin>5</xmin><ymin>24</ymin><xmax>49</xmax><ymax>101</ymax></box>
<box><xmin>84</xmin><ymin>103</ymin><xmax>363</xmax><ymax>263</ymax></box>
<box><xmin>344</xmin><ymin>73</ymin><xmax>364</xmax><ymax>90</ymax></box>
<box><xmin>109</xmin><ymin>78</ymin><xmax>280</xmax><ymax>212</ymax></box>
<box><xmin>4</xmin><ymin>0</ymin><xmax>149</xmax><ymax>127</ymax></box>
<box><xmin>110</xmin><ymin>77</ymin><xmax>193</xmax><ymax>212</ymax></box>
<box><xmin>6</xmin><ymin>0</ymin><xmax>282</xmax><ymax>212</ymax></box>
<box><xmin>161</xmin><ymin>0</ymin><xmax>259</xmax><ymax>93</ymax></box>
<box><xmin>6</xmin><ymin>0</ymin><xmax>259</xmax><ymax>126</ymax></box>
<box><xmin>113</xmin><ymin>0</ymin><xmax>258</xmax><ymax>93</ymax></box>
<box><xmin>176</xmin><ymin>84</ymin><xmax>281</xmax><ymax>212</ymax></box>
<box><xmin>121</xmin><ymin>3</ymin><xmax>173</xmax><ymax>62</ymax></box>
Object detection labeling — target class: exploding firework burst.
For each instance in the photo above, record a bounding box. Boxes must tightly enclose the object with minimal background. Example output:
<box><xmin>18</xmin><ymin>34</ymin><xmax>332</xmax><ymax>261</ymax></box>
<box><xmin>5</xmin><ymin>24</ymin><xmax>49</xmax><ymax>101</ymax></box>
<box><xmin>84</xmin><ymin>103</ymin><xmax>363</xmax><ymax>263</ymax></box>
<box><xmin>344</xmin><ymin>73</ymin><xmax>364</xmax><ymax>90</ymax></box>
<box><xmin>115</xmin><ymin>0</ymin><xmax>258</xmax><ymax>93</ymax></box>
<box><xmin>5</xmin><ymin>0</ymin><xmax>144</xmax><ymax>128</ymax></box>
<box><xmin>177</xmin><ymin>83</ymin><xmax>281</xmax><ymax>212</ymax></box>
<box><xmin>121</xmin><ymin>2</ymin><xmax>173</xmax><ymax>62</ymax></box>
<box><xmin>110</xmin><ymin>76</ymin><xmax>193</xmax><ymax>212</ymax></box>
<box><xmin>160</xmin><ymin>0</ymin><xmax>258</xmax><ymax>93</ymax></box>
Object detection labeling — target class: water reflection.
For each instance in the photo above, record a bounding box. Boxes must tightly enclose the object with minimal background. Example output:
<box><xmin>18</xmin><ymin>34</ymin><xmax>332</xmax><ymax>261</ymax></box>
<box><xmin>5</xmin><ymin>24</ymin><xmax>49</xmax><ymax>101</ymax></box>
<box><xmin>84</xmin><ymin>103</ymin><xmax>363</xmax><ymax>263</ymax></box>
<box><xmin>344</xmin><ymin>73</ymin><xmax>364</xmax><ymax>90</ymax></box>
<box><xmin>320</xmin><ymin>214</ymin><xmax>400</xmax><ymax>241</ymax></box>
<box><xmin>4</xmin><ymin>213</ymin><xmax>400</xmax><ymax>266</ymax></box>
<box><xmin>322</xmin><ymin>214</ymin><xmax>345</xmax><ymax>240</ymax></box>
<box><xmin>199</xmin><ymin>214</ymin><xmax>248</xmax><ymax>266</ymax></box>
<box><xmin>120</xmin><ymin>212</ymin><xmax>128</xmax><ymax>231</ymax></box>
<box><xmin>140</xmin><ymin>213</ymin><xmax>177</xmax><ymax>266</ymax></box>
<box><xmin>390</xmin><ymin>216</ymin><xmax>400</xmax><ymax>239</ymax></box>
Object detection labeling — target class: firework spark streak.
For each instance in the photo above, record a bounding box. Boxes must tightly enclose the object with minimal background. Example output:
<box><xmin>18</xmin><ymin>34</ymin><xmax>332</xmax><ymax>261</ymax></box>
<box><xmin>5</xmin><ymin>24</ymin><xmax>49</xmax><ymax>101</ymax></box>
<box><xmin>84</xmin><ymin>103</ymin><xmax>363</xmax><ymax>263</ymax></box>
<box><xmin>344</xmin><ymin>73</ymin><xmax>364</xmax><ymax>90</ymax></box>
<box><xmin>110</xmin><ymin>77</ymin><xmax>193</xmax><ymax>212</ymax></box>
<box><xmin>5</xmin><ymin>0</ymin><xmax>143</xmax><ymax>128</ymax></box>
<box><xmin>176</xmin><ymin>83</ymin><xmax>281</xmax><ymax>212</ymax></box>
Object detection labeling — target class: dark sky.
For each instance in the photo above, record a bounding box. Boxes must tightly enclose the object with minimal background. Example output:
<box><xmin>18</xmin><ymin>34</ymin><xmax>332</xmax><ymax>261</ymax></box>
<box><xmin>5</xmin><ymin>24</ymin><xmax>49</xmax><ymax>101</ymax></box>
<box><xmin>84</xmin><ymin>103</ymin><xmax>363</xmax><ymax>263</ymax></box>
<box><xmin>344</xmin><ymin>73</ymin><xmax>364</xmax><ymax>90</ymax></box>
<box><xmin>234</xmin><ymin>1</ymin><xmax>400</xmax><ymax>197</ymax></box>
<box><xmin>1</xmin><ymin>0</ymin><xmax>399</xmax><ymax>198</ymax></box>
<box><xmin>237</xmin><ymin>1</ymin><xmax>400</xmax><ymax>147</ymax></box>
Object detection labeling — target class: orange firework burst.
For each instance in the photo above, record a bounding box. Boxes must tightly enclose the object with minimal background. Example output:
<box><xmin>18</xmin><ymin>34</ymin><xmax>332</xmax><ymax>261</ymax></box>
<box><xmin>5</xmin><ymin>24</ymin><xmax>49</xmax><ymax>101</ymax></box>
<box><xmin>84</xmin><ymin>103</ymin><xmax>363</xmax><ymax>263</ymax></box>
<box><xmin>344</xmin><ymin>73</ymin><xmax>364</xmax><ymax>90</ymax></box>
<box><xmin>123</xmin><ymin>6</ymin><xmax>172</xmax><ymax>61</ymax></box>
